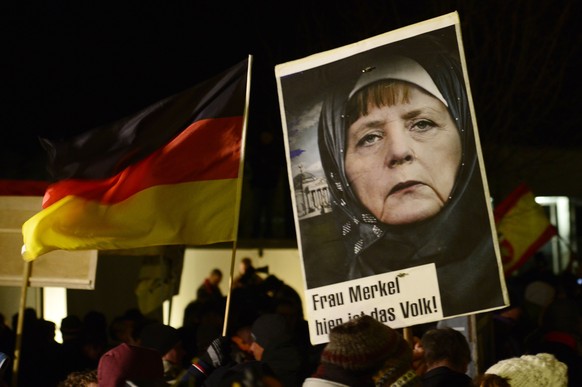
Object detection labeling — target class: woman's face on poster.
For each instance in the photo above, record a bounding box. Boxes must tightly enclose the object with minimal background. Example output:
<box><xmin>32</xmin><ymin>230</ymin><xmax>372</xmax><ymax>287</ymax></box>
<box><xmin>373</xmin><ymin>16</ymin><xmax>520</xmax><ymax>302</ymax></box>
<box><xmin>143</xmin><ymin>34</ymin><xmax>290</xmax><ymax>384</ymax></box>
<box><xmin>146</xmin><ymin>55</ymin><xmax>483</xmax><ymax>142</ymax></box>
<box><xmin>345</xmin><ymin>83</ymin><xmax>461</xmax><ymax>225</ymax></box>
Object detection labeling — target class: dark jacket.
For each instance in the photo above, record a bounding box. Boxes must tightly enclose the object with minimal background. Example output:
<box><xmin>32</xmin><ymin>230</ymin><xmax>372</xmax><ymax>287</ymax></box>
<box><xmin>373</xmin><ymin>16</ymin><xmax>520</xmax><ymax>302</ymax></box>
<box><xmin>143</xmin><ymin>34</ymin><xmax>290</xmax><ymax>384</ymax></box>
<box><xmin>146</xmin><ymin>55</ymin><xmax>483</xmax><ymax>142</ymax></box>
<box><xmin>421</xmin><ymin>366</ymin><xmax>473</xmax><ymax>387</ymax></box>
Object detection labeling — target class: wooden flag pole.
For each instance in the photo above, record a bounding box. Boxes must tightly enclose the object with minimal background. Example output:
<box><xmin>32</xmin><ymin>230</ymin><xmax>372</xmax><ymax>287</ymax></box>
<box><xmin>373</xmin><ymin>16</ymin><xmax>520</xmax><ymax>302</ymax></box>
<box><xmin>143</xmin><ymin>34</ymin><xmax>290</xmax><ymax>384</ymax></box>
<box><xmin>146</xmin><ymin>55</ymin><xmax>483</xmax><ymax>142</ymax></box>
<box><xmin>222</xmin><ymin>55</ymin><xmax>253</xmax><ymax>337</ymax></box>
<box><xmin>159</xmin><ymin>252</ymin><xmax>172</xmax><ymax>325</ymax></box>
<box><xmin>12</xmin><ymin>259</ymin><xmax>32</xmax><ymax>387</ymax></box>
<box><xmin>223</xmin><ymin>242</ymin><xmax>238</xmax><ymax>336</ymax></box>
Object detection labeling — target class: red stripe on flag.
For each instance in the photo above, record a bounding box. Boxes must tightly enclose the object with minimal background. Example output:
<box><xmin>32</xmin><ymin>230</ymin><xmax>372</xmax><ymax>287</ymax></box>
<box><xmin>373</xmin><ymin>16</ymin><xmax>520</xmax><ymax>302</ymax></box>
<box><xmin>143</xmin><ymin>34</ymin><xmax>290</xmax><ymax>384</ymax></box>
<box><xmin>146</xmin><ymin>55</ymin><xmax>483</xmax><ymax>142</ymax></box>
<box><xmin>493</xmin><ymin>182</ymin><xmax>529</xmax><ymax>222</ymax></box>
<box><xmin>0</xmin><ymin>180</ymin><xmax>50</xmax><ymax>196</ymax></box>
<box><xmin>42</xmin><ymin>116</ymin><xmax>242</xmax><ymax>208</ymax></box>
<box><xmin>504</xmin><ymin>224</ymin><xmax>557</xmax><ymax>274</ymax></box>
<box><xmin>494</xmin><ymin>182</ymin><xmax>557</xmax><ymax>276</ymax></box>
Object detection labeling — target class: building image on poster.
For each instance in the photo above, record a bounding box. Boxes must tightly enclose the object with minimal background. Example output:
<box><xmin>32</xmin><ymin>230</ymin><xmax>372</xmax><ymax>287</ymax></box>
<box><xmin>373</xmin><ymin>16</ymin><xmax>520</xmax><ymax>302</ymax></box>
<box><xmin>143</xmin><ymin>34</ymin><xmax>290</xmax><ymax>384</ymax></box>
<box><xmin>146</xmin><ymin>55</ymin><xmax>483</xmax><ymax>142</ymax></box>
<box><xmin>276</xmin><ymin>13</ymin><xmax>509</xmax><ymax>345</ymax></box>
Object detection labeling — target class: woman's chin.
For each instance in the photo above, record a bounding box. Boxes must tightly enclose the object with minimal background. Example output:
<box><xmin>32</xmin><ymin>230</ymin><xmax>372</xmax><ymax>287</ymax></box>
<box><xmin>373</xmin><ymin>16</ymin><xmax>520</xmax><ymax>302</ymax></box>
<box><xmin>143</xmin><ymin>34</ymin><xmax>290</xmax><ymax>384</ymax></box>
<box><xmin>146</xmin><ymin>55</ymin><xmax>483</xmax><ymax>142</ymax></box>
<box><xmin>377</xmin><ymin>198</ymin><xmax>443</xmax><ymax>225</ymax></box>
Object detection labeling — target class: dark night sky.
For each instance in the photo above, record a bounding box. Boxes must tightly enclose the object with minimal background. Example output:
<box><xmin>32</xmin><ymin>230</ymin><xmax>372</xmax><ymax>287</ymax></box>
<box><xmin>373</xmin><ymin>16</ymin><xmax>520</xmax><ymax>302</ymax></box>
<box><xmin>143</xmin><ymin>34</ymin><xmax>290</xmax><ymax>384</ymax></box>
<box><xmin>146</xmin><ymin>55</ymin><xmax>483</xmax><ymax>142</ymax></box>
<box><xmin>1</xmin><ymin>1</ymin><xmax>580</xmax><ymax>206</ymax></box>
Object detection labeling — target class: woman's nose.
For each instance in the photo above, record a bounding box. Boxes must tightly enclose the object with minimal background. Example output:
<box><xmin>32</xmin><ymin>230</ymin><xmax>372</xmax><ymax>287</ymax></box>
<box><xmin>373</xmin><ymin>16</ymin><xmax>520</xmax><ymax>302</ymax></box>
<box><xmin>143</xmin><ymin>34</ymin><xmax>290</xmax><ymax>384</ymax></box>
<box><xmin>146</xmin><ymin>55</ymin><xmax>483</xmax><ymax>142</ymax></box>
<box><xmin>389</xmin><ymin>153</ymin><xmax>414</xmax><ymax>167</ymax></box>
<box><xmin>386</xmin><ymin>130</ymin><xmax>414</xmax><ymax>168</ymax></box>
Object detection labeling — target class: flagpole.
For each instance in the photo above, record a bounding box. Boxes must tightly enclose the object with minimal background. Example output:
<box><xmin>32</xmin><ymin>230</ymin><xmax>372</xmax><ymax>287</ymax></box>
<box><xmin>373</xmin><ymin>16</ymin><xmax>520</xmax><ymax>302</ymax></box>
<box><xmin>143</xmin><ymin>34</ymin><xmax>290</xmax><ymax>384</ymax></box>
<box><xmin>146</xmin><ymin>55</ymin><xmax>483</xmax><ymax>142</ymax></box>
<box><xmin>12</xmin><ymin>259</ymin><xmax>32</xmax><ymax>387</ymax></box>
<box><xmin>222</xmin><ymin>55</ymin><xmax>253</xmax><ymax>337</ymax></box>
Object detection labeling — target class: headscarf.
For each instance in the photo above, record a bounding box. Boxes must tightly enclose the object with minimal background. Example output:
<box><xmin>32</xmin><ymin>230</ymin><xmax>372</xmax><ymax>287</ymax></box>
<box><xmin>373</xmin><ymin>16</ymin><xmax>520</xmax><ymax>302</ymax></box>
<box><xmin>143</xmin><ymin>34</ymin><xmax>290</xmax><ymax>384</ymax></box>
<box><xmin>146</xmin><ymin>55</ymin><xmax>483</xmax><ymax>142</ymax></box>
<box><xmin>317</xmin><ymin>34</ymin><xmax>490</xmax><ymax>280</ymax></box>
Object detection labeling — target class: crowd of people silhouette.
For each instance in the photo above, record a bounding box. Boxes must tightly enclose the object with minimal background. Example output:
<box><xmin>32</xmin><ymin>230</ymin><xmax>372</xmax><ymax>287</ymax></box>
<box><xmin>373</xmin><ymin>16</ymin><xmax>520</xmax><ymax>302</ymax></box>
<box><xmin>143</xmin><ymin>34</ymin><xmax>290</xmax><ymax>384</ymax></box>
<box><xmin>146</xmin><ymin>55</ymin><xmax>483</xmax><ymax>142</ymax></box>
<box><xmin>0</xmin><ymin>254</ymin><xmax>580</xmax><ymax>386</ymax></box>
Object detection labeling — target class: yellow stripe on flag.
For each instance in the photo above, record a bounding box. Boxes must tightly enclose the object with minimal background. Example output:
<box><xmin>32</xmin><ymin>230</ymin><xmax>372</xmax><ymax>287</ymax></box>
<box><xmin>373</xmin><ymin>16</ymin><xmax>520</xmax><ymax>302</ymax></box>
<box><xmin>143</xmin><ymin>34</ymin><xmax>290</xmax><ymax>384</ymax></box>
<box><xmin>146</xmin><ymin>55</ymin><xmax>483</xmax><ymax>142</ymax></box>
<box><xmin>22</xmin><ymin>178</ymin><xmax>237</xmax><ymax>260</ymax></box>
<box><xmin>495</xmin><ymin>185</ymin><xmax>556</xmax><ymax>274</ymax></box>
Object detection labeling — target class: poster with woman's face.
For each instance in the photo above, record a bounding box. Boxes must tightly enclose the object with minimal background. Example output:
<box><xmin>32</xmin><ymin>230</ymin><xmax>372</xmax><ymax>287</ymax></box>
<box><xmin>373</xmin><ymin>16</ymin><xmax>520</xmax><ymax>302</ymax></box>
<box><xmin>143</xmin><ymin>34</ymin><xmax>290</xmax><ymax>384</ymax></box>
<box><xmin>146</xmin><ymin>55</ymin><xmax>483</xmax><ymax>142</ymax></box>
<box><xmin>275</xmin><ymin>12</ymin><xmax>508</xmax><ymax>345</ymax></box>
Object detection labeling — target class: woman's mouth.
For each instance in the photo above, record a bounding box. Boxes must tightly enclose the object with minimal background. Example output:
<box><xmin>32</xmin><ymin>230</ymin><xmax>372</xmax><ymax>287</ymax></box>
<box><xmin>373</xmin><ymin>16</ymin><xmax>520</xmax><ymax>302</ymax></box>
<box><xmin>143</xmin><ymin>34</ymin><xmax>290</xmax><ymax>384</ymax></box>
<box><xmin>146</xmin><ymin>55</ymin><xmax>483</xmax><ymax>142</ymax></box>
<box><xmin>389</xmin><ymin>180</ymin><xmax>423</xmax><ymax>196</ymax></box>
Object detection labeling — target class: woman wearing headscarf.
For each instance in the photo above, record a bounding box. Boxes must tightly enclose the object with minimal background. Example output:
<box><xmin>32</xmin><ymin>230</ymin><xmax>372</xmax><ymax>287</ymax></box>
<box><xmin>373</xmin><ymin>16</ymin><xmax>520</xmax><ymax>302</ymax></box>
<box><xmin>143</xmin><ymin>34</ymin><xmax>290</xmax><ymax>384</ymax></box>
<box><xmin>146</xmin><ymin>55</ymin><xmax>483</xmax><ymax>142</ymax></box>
<box><xmin>311</xmin><ymin>33</ymin><xmax>504</xmax><ymax>316</ymax></box>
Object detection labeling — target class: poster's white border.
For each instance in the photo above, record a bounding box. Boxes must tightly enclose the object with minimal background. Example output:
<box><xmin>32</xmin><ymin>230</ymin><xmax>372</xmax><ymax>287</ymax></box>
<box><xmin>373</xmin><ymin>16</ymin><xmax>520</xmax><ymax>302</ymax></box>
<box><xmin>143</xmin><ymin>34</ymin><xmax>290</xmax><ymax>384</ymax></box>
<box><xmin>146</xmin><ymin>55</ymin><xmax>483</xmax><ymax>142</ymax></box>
<box><xmin>274</xmin><ymin>11</ymin><xmax>509</xmax><ymax>336</ymax></box>
<box><xmin>275</xmin><ymin>12</ymin><xmax>459</xmax><ymax>77</ymax></box>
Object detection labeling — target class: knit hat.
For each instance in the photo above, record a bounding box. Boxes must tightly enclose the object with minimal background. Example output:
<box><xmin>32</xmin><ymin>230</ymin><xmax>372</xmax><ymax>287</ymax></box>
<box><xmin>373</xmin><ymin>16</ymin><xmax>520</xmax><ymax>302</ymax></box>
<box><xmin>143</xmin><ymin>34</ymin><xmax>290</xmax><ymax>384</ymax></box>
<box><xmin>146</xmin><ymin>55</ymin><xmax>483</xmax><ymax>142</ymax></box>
<box><xmin>320</xmin><ymin>315</ymin><xmax>419</xmax><ymax>386</ymax></box>
<box><xmin>485</xmin><ymin>353</ymin><xmax>568</xmax><ymax>387</ymax></box>
<box><xmin>251</xmin><ymin>313</ymin><xmax>290</xmax><ymax>349</ymax></box>
<box><xmin>98</xmin><ymin>343</ymin><xmax>164</xmax><ymax>387</ymax></box>
<box><xmin>139</xmin><ymin>322</ymin><xmax>181</xmax><ymax>355</ymax></box>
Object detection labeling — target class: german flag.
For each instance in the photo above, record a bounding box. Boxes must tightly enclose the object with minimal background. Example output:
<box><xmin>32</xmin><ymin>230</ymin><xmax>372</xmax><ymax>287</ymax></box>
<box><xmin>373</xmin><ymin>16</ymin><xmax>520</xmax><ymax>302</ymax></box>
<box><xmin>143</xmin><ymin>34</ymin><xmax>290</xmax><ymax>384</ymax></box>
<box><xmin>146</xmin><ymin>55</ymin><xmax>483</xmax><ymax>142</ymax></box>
<box><xmin>0</xmin><ymin>180</ymin><xmax>49</xmax><ymax>196</ymax></box>
<box><xmin>22</xmin><ymin>57</ymin><xmax>251</xmax><ymax>261</ymax></box>
<box><xmin>494</xmin><ymin>183</ymin><xmax>557</xmax><ymax>275</ymax></box>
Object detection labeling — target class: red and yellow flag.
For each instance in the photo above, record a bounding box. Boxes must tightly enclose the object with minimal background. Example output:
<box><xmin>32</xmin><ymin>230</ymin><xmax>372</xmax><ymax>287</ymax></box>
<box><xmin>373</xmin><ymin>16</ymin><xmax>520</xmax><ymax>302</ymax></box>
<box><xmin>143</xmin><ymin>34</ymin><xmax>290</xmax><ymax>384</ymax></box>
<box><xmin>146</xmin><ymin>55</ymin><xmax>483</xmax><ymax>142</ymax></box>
<box><xmin>494</xmin><ymin>183</ymin><xmax>557</xmax><ymax>275</ymax></box>
<box><xmin>22</xmin><ymin>58</ymin><xmax>251</xmax><ymax>261</ymax></box>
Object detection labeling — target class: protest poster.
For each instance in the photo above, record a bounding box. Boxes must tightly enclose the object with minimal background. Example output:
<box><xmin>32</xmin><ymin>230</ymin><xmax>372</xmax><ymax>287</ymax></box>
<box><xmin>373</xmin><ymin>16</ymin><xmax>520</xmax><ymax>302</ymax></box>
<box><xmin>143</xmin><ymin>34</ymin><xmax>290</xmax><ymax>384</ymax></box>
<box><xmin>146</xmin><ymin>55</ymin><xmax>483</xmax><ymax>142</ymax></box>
<box><xmin>275</xmin><ymin>12</ymin><xmax>508</xmax><ymax>344</ymax></box>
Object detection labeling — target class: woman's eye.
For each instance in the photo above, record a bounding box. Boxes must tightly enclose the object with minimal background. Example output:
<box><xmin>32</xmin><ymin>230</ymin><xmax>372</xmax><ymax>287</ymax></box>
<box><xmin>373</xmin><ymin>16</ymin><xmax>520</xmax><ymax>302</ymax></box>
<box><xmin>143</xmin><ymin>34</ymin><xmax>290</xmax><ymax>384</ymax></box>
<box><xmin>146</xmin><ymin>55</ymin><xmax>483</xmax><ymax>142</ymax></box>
<box><xmin>412</xmin><ymin>119</ymin><xmax>435</xmax><ymax>132</ymax></box>
<box><xmin>356</xmin><ymin>133</ymin><xmax>382</xmax><ymax>147</ymax></box>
